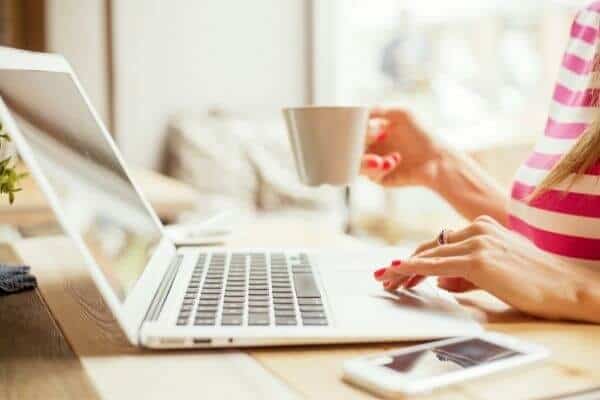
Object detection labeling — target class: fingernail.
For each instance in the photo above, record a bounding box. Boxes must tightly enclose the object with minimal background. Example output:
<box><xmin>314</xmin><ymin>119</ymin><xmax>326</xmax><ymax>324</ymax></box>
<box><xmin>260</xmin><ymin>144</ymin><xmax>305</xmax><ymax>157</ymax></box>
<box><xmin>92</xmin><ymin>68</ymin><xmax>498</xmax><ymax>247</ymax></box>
<box><xmin>391</xmin><ymin>260</ymin><xmax>402</xmax><ymax>267</ymax></box>
<box><xmin>382</xmin><ymin>160</ymin><xmax>391</xmax><ymax>170</ymax></box>
<box><xmin>367</xmin><ymin>159</ymin><xmax>379</xmax><ymax>169</ymax></box>
<box><xmin>374</xmin><ymin>268</ymin><xmax>386</xmax><ymax>278</ymax></box>
<box><xmin>404</xmin><ymin>275</ymin><xmax>419</xmax><ymax>288</ymax></box>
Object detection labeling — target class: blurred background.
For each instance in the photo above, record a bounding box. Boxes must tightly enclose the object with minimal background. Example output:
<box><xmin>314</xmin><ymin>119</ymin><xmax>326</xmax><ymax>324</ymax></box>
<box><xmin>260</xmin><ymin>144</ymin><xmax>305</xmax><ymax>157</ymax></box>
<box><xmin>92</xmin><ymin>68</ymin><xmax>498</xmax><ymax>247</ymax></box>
<box><xmin>0</xmin><ymin>0</ymin><xmax>587</xmax><ymax>245</ymax></box>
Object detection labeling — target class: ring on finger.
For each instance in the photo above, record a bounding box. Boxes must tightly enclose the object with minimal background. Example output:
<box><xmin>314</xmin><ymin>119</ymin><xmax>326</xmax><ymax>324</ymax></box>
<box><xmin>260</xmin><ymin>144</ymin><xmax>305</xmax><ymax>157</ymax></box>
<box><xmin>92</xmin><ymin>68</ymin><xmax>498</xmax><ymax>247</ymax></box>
<box><xmin>437</xmin><ymin>229</ymin><xmax>451</xmax><ymax>245</ymax></box>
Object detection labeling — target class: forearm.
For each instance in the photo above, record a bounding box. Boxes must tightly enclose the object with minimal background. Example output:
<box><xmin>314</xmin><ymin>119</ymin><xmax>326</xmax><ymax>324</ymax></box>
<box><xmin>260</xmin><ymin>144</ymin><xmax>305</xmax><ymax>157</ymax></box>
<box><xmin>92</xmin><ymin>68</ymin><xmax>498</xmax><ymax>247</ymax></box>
<box><xmin>425</xmin><ymin>149</ymin><xmax>509</xmax><ymax>225</ymax></box>
<box><xmin>552</xmin><ymin>262</ymin><xmax>600</xmax><ymax>323</ymax></box>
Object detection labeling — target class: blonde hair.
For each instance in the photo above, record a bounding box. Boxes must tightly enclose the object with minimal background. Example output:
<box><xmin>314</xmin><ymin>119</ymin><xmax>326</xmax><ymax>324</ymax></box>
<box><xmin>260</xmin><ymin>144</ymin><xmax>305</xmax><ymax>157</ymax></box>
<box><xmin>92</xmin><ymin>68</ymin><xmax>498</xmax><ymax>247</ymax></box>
<box><xmin>531</xmin><ymin>117</ymin><xmax>600</xmax><ymax>199</ymax></box>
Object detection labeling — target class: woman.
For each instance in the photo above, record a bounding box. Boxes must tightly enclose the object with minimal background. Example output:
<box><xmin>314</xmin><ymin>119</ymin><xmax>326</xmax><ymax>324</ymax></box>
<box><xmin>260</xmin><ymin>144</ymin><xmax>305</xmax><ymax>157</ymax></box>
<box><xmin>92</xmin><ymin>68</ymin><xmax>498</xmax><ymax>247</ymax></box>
<box><xmin>363</xmin><ymin>2</ymin><xmax>600</xmax><ymax>323</ymax></box>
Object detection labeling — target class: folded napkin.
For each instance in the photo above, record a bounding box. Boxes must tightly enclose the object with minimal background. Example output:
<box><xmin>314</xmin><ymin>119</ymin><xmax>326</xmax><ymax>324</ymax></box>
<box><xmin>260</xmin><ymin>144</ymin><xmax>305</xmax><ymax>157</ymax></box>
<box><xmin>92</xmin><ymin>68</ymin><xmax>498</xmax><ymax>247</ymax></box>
<box><xmin>0</xmin><ymin>265</ymin><xmax>36</xmax><ymax>295</ymax></box>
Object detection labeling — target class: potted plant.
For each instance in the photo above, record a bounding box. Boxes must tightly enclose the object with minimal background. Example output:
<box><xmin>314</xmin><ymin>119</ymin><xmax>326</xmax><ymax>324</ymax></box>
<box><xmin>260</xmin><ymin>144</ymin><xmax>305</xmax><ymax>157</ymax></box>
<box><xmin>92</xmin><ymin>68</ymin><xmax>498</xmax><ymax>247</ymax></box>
<box><xmin>0</xmin><ymin>122</ymin><xmax>26</xmax><ymax>204</ymax></box>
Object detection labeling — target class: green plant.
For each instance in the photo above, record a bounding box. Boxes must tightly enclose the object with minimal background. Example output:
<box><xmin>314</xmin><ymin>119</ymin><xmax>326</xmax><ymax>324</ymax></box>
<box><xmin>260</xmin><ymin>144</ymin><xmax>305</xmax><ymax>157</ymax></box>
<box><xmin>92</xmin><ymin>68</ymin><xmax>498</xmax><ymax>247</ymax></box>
<box><xmin>0</xmin><ymin>122</ymin><xmax>26</xmax><ymax>204</ymax></box>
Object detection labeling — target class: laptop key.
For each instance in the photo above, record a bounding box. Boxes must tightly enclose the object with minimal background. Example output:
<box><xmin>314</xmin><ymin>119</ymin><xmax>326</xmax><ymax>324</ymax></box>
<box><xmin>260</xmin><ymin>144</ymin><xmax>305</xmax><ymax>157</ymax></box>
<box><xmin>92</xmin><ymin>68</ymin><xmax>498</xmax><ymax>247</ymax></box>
<box><xmin>273</xmin><ymin>293</ymin><xmax>293</xmax><ymax>299</ymax></box>
<box><xmin>274</xmin><ymin>310</ymin><xmax>296</xmax><ymax>317</ymax></box>
<box><xmin>221</xmin><ymin>316</ymin><xmax>243</xmax><ymax>326</ymax></box>
<box><xmin>199</xmin><ymin>294</ymin><xmax>220</xmax><ymax>300</ymax></box>
<box><xmin>273</xmin><ymin>298</ymin><xmax>293</xmax><ymax>305</ymax></box>
<box><xmin>197</xmin><ymin>306</ymin><xmax>218</xmax><ymax>312</ymax></box>
<box><xmin>271</xmin><ymin>282</ymin><xmax>291</xmax><ymax>288</ymax></box>
<box><xmin>224</xmin><ymin>295</ymin><xmax>244</xmax><ymax>301</ymax></box>
<box><xmin>194</xmin><ymin>319</ymin><xmax>215</xmax><ymax>326</ymax></box>
<box><xmin>248</xmin><ymin>295</ymin><xmax>269</xmax><ymax>301</ymax></box>
<box><xmin>222</xmin><ymin>309</ymin><xmax>243</xmax><ymax>316</ymax></box>
<box><xmin>275</xmin><ymin>318</ymin><xmax>297</xmax><ymax>326</ymax></box>
<box><xmin>298</xmin><ymin>298</ymin><xmax>322</xmax><ymax>306</ymax></box>
<box><xmin>198</xmin><ymin>300</ymin><xmax>219</xmax><ymax>306</ymax></box>
<box><xmin>249</xmin><ymin>301</ymin><xmax>269</xmax><ymax>308</ymax></box>
<box><xmin>293</xmin><ymin>273</ymin><xmax>320</xmax><ymax>298</ymax></box>
<box><xmin>299</xmin><ymin>305</ymin><xmax>324</xmax><ymax>312</ymax></box>
<box><xmin>196</xmin><ymin>312</ymin><xmax>216</xmax><ymax>318</ymax></box>
<box><xmin>248</xmin><ymin>314</ymin><xmax>270</xmax><ymax>326</ymax></box>
<box><xmin>274</xmin><ymin>304</ymin><xmax>294</xmax><ymax>310</ymax></box>
<box><xmin>248</xmin><ymin>306</ymin><xmax>269</xmax><ymax>313</ymax></box>
<box><xmin>301</xmin><ymin>311</ymin><xmax>326</xmax><ymax>319</ymax></box>
<box><xmin>303</xmin><ymin>318</ymin><xmax>328</xmax><ymax>326</ymax></box>
<box><xmin>201</xmin><ymin>289</ymin><xmax>222</xmax><ymax>295</ymax></box>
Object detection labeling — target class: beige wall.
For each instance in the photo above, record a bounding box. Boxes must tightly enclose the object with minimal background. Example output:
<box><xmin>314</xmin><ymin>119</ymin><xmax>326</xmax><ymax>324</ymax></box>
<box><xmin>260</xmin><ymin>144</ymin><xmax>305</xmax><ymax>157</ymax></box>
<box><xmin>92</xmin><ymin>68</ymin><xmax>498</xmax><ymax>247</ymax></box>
<box><xmin>112</xmin><ymin>0</ymin><xmax>310</xmax><ymax>168</ymax></box>
<box><xmin>45</xmin><ymin>0</ymin><xmax>110</xmax><ymax>129</ymax></box>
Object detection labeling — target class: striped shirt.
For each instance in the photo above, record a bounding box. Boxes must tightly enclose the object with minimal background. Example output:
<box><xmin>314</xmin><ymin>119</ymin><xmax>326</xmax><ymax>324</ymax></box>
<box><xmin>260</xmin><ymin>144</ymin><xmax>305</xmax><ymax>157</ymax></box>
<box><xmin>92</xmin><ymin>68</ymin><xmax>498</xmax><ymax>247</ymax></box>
<box><xmin>509</xmin><ymin>1</ymin><xmax>600</xmax><ymax>267</ymax></box>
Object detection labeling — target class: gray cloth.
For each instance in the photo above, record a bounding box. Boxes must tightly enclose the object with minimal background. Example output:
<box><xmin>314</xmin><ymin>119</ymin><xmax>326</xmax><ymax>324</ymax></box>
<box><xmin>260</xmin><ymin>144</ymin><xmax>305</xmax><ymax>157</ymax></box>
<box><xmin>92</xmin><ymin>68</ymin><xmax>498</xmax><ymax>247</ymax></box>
<box><xmin>0</xmin><ymin>265</ymin><xmax>36</xmax><ymax>295</ymax></box>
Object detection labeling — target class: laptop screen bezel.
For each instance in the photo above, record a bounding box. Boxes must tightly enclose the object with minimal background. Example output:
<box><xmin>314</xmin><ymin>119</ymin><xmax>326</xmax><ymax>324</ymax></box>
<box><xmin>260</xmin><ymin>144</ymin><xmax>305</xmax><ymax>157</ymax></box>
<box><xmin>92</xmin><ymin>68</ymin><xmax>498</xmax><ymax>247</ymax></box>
<box><xmin>0</xmin><ymin>47</ymin><xmax>177</xmax><ymax>345</ymax></box>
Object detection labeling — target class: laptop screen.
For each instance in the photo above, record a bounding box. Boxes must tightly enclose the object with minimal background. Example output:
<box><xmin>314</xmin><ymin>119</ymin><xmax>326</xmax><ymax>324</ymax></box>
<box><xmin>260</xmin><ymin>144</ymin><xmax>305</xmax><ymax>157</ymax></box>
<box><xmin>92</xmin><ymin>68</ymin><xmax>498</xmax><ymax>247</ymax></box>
<box><xmin>0</xmin><ymin>69</ymin><xmax>163</xmax><ymax>301</ymax></box>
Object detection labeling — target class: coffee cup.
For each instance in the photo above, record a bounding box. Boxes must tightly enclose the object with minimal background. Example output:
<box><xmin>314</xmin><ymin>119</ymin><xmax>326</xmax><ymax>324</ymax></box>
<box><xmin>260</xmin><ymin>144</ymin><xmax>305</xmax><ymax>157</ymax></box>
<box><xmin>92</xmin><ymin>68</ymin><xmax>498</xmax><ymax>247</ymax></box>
<box><xmin>282</xmin><ymin>106</ymin><xmax>369</xmax><ymax>186</ymax></box>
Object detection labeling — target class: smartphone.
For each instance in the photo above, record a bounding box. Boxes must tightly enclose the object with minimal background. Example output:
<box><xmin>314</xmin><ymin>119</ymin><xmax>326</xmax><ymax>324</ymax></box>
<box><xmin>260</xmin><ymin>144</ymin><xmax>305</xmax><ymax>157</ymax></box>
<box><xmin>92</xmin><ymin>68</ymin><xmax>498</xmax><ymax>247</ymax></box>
<box><xmin>343</xmin><ymin>333</ymin><xmax>550</xmax><ymax>398</ymax></box>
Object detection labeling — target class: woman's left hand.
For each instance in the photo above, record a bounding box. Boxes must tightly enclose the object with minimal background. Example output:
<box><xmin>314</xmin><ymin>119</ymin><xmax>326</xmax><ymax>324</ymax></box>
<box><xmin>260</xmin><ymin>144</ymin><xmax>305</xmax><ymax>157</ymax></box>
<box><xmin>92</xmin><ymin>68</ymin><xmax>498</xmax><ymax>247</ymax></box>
<box><xmin>373</xmin><ymin>215</ymin><xmax>598</xmax><ymax>322</ymax></box>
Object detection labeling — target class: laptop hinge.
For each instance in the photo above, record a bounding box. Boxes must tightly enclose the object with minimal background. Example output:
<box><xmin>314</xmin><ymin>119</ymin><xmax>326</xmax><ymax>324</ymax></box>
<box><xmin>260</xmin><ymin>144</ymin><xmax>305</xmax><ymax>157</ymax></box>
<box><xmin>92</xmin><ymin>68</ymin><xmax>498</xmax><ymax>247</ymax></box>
<box><xmin>142</xmin><ymin>254</ymin><xmax>183</xmax><ymax>323</ymax></box>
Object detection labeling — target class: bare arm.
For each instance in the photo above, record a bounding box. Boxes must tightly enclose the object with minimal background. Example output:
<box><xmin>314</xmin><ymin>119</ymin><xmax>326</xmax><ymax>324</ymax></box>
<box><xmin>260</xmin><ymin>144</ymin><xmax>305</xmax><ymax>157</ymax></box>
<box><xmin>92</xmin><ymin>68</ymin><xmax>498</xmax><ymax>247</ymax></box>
<box><xmin>361</xmin><ymin>108</ymin><xmax>510</xmax><ymax>224</ymax></box>
<box><xmin>423</xmin><ymin>149</ymin><xmax>510</xmax><ymax>225</ymax></box>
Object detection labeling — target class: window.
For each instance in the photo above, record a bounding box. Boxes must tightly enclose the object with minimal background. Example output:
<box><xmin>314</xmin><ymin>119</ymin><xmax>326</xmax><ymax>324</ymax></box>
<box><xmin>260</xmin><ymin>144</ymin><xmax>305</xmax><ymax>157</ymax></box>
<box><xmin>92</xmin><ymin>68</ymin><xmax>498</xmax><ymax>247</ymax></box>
<box><xmin>312</xmin><ymin>1</ymin><xmax>583</xmax><ymax>241</ymax></box>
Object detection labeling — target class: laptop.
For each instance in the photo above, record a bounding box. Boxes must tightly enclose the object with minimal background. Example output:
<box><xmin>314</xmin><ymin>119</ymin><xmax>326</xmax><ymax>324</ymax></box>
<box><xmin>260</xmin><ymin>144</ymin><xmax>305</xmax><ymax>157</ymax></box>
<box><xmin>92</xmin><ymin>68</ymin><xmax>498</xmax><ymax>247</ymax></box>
<box><xmin>0</xmin><ymin>48</ymin><xmax>481</xmax><ymax>348</ymax></box>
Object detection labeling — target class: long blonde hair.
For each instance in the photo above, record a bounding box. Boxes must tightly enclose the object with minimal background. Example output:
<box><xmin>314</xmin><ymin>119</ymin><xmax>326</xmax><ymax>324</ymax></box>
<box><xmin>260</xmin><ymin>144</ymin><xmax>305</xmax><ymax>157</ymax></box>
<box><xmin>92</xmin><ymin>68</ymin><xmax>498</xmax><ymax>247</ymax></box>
<box><xmin>532</xmin><ymin>117</ymin><xmax>600</xmax><ymax>198</ymax></box>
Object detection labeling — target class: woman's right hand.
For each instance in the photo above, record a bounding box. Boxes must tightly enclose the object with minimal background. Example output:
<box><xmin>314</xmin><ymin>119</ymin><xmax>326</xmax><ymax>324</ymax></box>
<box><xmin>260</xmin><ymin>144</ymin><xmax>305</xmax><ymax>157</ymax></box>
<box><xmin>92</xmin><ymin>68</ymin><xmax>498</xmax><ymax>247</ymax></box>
<box><xmin>360</xmin><ymin>108</ymin><xmax>442</xmax><ymax>188</ymax></box>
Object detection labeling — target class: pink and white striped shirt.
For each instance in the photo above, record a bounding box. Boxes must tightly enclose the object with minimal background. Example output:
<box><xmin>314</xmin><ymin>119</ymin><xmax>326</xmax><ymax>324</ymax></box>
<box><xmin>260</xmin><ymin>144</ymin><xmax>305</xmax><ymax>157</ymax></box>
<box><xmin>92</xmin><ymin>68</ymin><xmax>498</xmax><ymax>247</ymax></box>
<box><xmin>509</xmin><ymin>1</ymin><xmax>600</xmax><ymax>267</ymax></box>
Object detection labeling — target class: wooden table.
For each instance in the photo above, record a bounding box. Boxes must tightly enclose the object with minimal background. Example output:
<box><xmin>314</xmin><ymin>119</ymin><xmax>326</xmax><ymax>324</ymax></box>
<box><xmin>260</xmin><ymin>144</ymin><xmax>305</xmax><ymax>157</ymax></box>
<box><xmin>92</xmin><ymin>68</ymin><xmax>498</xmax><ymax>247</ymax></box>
<box><xmin>2</xmin><ymin>215</ymin><xmax>600</xmax><ymax>400</ymax></box>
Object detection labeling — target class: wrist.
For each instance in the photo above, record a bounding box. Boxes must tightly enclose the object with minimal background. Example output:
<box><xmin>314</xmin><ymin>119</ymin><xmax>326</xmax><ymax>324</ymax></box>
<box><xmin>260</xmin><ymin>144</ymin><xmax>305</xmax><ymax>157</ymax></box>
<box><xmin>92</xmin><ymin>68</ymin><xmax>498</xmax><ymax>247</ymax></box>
<box><xmin>421</xmin><ymin>146</ymin><xmax>456</xmax><ymax>192</ymax></box>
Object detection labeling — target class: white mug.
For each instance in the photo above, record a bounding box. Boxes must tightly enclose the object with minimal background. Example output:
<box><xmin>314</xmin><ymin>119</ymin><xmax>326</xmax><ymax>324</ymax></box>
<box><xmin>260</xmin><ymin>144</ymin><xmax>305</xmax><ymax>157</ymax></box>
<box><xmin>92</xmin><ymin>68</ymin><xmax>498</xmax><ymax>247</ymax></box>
<box><xmin>283</xmin><ymin>106</ymin><xmax>369</xmax><ymax>186</ymax></box>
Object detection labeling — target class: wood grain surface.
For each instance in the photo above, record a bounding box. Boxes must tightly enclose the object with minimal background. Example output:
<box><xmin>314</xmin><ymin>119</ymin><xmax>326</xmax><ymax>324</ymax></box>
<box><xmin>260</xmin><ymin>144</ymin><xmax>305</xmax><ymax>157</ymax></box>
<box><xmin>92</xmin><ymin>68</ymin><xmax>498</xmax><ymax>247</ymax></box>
<box><xmin>0</xmin><ymin>288</ymin><xmax>99</xmax><ymax>400</ymax></box>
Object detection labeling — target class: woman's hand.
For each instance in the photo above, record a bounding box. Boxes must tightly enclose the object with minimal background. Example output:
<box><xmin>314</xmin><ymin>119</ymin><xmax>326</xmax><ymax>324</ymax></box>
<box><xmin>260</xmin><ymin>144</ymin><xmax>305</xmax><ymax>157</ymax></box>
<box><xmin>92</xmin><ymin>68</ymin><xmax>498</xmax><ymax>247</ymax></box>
<box><xmin>360</xmin><ymin>108</ymin><xmax>441</xmax><ymax>187</ymax></box>
<box><xmin>373</xmin><ymin>216</ymin><xmax>600</xmax><ymax>323</ymax></box>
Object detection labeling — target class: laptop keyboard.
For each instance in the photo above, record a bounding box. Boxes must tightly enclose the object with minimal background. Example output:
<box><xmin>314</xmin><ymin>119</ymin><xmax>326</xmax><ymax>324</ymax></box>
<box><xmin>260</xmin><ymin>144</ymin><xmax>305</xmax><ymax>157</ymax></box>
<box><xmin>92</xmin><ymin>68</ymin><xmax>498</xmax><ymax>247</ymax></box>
<box><xmin>176</xmin><ymin>252</ymin><xmax>329</xmax><ymax>327</ymax></box>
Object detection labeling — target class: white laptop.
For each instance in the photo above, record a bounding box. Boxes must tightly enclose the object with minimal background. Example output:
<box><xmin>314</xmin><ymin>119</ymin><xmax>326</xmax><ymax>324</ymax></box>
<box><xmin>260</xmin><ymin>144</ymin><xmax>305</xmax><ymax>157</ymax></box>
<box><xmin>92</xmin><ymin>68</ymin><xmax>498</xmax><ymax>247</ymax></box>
<box><xmin>0</xmin><ymin>48</ymin><xmax>480</xmax><ymax>348</ymax></box>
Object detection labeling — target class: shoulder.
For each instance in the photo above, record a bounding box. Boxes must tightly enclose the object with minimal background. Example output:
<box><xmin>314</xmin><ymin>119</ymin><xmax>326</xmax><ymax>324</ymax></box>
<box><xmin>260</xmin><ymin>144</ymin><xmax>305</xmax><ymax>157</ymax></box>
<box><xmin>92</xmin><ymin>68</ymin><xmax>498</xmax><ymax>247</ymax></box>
<box><xmin>586</xmin><ymin>1</ymin><xmax>600</xmax><ymax>13</ymax></box>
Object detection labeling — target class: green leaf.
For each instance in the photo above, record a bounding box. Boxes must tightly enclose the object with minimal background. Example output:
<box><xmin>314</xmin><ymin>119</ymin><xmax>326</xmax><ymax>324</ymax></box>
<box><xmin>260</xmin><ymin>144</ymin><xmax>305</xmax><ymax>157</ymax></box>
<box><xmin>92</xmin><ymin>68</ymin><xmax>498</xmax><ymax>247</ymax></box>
<box><xmin>0</xmin><ymin>123</ymin><xmax>24</xmax><ymax>205</ymax></box>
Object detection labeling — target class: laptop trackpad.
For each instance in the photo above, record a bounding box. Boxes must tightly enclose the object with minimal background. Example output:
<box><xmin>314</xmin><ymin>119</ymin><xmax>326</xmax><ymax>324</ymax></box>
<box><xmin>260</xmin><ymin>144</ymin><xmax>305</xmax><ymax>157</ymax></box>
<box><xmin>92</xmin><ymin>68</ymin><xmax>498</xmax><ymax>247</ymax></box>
<box><xmin>318</xmin><ymin>265</ymin><xmax>475</xmax><ymax>330</ymax></box>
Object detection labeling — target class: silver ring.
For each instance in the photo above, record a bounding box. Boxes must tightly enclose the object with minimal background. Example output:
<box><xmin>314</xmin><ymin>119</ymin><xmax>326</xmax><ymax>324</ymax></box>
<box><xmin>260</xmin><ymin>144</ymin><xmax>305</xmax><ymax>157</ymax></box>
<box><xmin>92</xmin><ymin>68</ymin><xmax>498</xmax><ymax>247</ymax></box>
<box><xmin>437</xmin><ymin>229</ymin><xmax>450</xmax><ymax>245</ymax></box>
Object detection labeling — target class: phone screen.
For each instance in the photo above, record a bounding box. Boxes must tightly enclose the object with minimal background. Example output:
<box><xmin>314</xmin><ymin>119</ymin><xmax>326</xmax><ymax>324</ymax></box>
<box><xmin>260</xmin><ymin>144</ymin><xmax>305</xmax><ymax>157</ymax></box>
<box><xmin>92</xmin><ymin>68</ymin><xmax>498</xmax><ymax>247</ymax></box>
<box><xmin>373</xmin><ymin>338</ymin><xmax>522</xmax><ymax>379</ymax></box>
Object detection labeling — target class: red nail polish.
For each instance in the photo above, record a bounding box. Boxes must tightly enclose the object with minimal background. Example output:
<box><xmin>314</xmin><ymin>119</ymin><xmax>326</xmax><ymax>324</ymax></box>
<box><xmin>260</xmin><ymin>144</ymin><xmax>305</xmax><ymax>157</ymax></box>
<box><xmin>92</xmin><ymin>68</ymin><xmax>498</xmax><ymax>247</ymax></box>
<box><xmin>391</xmin><ymin>260</ymin><xmax>402</xmax><ymax>266</ymax></box>
<box><xmin>367</xmin><ymin>159</ymin><xmax>379</xmax><ymax>169</ymax></box>
<box><xmin>374</xmin><ymin>268</ymin><xmax>386</xmax><ymax>278</ymax></box>
<box><xmin>382</xmin><ymin>160</ymin><xmax>391</xmax><ymax>170</ymax></box>
<box><xmin>405</xmin><ymin>275</ymin><xmax>421</xmax><ymax>288</ymax></box>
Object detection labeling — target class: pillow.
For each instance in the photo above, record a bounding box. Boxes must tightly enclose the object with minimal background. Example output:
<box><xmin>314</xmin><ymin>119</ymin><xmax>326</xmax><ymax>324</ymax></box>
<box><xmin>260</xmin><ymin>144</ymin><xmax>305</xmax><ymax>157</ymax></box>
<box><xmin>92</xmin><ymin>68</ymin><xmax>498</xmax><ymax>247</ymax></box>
<box><xmin>166</xmin><ymin>112</ymin><xmax>343</xmax><ymax>220</ymax></box>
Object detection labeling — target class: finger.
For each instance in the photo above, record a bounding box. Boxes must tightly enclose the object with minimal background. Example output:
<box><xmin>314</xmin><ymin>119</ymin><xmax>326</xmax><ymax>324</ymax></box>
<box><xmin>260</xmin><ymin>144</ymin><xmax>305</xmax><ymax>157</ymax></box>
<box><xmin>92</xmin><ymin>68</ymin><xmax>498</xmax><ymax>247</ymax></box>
<box><xmin>381</xmin><ymin>153</ymin><xmax>401</xmax><ymax>173</ymax></box>
<box><xmin>370</xmin><ymin>107</ymin><xmax>407</xmax><ymax>120</ymax></box>
<box><xmin>403</xmin><ymin>274</ymin><xmax>425</xmax><ymax>289</ymax></box>
<box><xmin>380</xmin><ymin>256</ymin><xmax>474</xmax><ymax>280</ymax></box>
<box><xmin>374</xmin><ymin>260</ymin><xmax>406</xmax><ymax>282</ymax></box>
<box><xmin>408</xmin><ymin>225</ymin><xmax>484</xmax><ymax>259</ymax></box>
<box><xmin>438</xmin><ymin>277</ymin><xmax>478</xmax><ymax>293</ymax></box>
<box><xmin>384</xmin><ymin>276</ymin><xmax>409</xmax><ymax>291</ymax></box>
<box><xmin>361</xmin><ymin>153</ymin><xmax>401</xmax><ymax>183</ymax></box>
<box><xmin>414</xmin><ymin>240</ymin><xmax>475</xmax><ymax>259</ymax></box>
<box><xmin>360</xmin><ymin>154</ymin><xmax>384</xmax><ymax>181</ymax></box>
<box><xmin>366</xmin><ymin>119</ymin><xmax>389</xmax><ymax>147</ymax></box>
<box><xmin>410</xmin><ymin>239</ymin><xmax>438</xmax><ymax>257</ymax></box>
